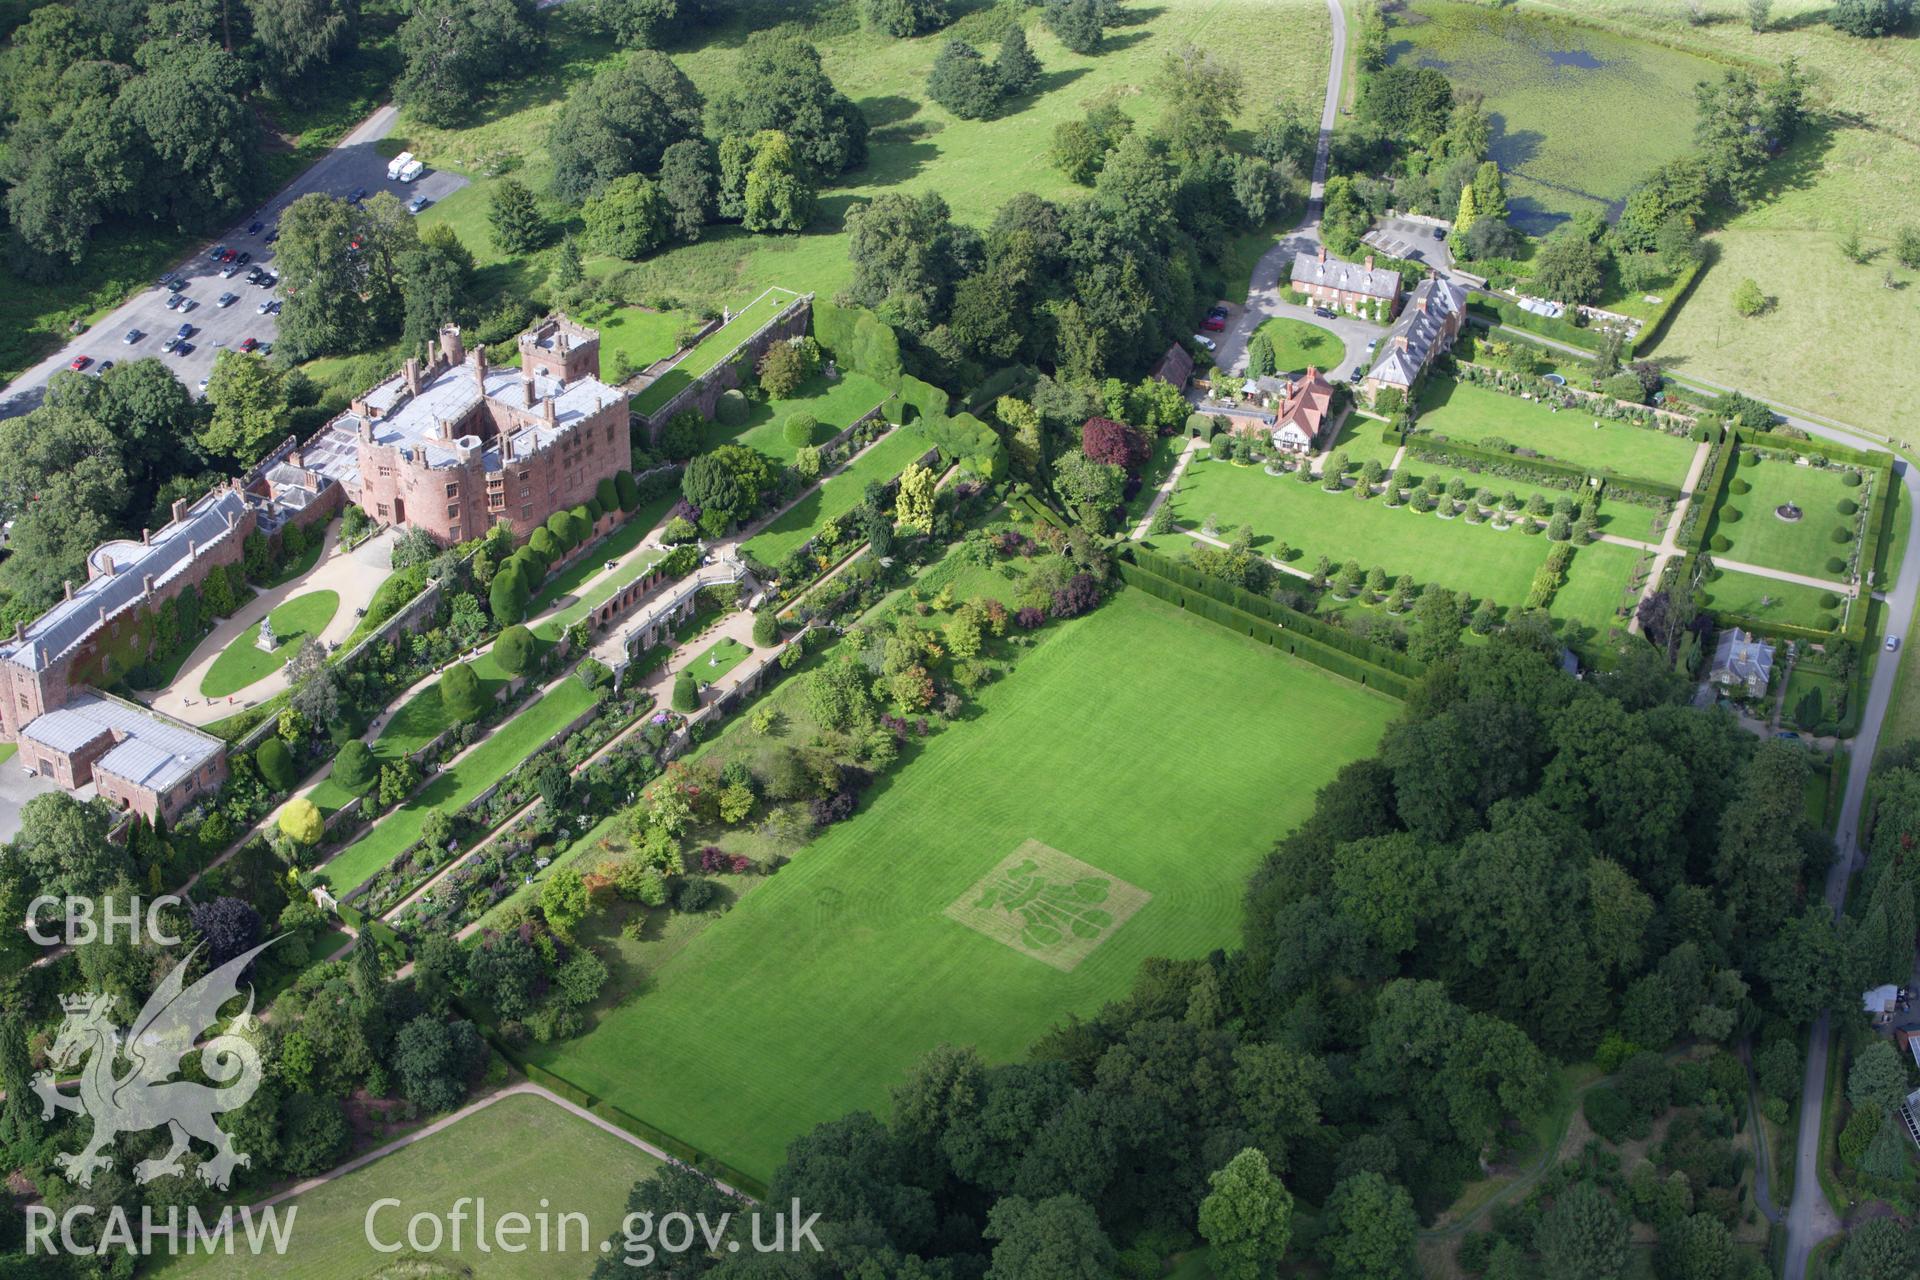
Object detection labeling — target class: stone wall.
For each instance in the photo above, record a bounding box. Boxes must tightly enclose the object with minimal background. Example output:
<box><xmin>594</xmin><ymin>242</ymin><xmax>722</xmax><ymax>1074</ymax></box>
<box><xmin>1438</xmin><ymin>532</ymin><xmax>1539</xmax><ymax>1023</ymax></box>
<box><xmin>639</xmin><ymin>294</ymin><xmax>814</xmax><ymax>437</ymax></box>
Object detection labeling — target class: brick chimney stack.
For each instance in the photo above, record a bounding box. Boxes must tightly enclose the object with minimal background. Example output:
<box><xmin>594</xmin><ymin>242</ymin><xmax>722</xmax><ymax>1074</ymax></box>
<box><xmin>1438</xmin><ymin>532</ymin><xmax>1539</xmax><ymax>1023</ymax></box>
<box><xmin>440</xmin><ymin>324</ymin><xmax>464</xmax><ymax>367</ymax></box>
<box><xmin>142</xmin><ymin>573</ymin><xmax>154</xmax><ymax>595</ymax></box>
<box><xmin>473</xmin><ymin>343</ymin><xmax>488</xmax><ymax>389</ymax></box>
<box><xmin>1318</xmin><ymin>245</ymin><xmax>1327</xmax><ymax>263</ymax></box>
<box><xmin>63</xmin><ymin>580</ymin><xmax>73</xmax><ymax>601</ymax></box>
<box><xmin>1364</xmin><ymin>254</ymin><xmax>1374</xmax><ymax>272</ymax></box>
<box><xmin>522</xmin><ymin>368</ymin><xmax>536</xmax><ymax>408</ymax></box>
<box><xmin>171</xmin><ymin>497</ymin><xmax>190</xmax><ymax>523</ymax></box>
<box><xmin>142</xmin><ymin>528</ymin><xmax>151</xmax><ymax>546</ymax></box>
<box><xmin>404</xmin><ymin>357</ymin><xmax>422</xmax><ymax>396</ymax></box>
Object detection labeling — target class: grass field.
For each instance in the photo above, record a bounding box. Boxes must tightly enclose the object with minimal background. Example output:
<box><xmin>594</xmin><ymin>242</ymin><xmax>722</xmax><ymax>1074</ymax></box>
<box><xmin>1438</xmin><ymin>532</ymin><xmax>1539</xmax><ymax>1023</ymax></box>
<box><xmin>741</xmin><ymin>424</ymin><xmax>931</xmax><ymax>566</ymax></box>
<box><xmin>1254</xmin><ymin>317</ymin><xmax>1345</xmax><ymax>373</ymax></box>
<box><xmin>1172</xmin><ymin>456</ymin><xmax>1558</xmax><ymax>607</ymax></box>
<box><xmin>1386</xmin><ymin>0</ymin><xmax>1723</xmax><ymax>232</ymax></box>
<box><xmin>631</xmin><ymin>288</ymin><xmax>802</xmax><ymax>418</ymax></box>
<box><xmin>153</xmin><ymin>1093</ymin><xmax>659</xmax><ymax>1280</ymax></box>
<box><xmin>1327</xmin><ymin>414</ymin><xmax>1402</xmax><ymax>473</ymax></box>
<box><xmin>1699</xmin><ymin>569</ymin><xmax>1843</xmax><ymax>632</ymax></box>
<box><xmin>1550</xmin><ymin>539</ymin><xmax>1644</xmax><ymax>643</ymax></box>
<box><xmin>528</xmin><ymin>589</ymin><xmax>1397</xmax><ymax>1180</ymax></box>
<box><xmin>687</xmin><ymin>637</ymin><xmax>751</xmax><ymax>684</ymax></box>
<box><xmin>1709</xmin><ymin>457</ymin><xmax>1861</xmax><ymax>582</ymax></box>
<box><xmin>316</xmin><ymin>677</ymin><xmax>600</xmax><ymax>891</ymax></box>
<box><xmin>1415</xmin><ymin>379</ymin><xmax>1699</xmax><ymax>486</ymax></box>
<box><xmin>401</xmin><ymin>1</ymin><xmax>1331</xmax><ymax>315</ymax></box>
<box><xmin>583</xmin><ymin>304</ymin><xmax>695</xmax><ymax>378</ymax></box>
<box><xmin>199</xmin><ymin>592</ymin><xmax>340</xmax><ymax>699</ymax></box>
<box><xmin>714</xmin><ymin>369</ymin><xmax>894</xmax><ymax>462</ymax></box>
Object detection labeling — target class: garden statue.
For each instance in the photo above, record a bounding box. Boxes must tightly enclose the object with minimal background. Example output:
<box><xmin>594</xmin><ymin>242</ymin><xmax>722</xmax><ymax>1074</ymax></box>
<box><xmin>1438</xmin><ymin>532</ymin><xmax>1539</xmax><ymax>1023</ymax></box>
<box><xmin>256</xmin><ymin>615</ymin><xmax>277</xmax><ymax>652</ymax></box>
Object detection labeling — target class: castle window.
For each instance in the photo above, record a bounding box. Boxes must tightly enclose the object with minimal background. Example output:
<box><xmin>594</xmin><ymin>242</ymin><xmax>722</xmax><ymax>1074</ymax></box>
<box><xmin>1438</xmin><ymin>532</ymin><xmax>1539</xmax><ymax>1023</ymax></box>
<box><xmin>446</xmin><ymin>483</ymin><xmax>458</xmax><ymax>498</ymax></box>
<box><xmin>447</xmin><ymin>505</ymin><xmax>459</xmax><ymax>521</ymax></box>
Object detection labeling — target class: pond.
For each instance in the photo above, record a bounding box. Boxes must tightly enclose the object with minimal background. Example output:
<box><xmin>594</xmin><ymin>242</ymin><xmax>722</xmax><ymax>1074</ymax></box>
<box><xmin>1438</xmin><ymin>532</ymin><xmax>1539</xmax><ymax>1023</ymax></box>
<box><xmin>1387</xmin><ymin>0</ymin><xmax>1720</xmax><ymax>233</ymax></box>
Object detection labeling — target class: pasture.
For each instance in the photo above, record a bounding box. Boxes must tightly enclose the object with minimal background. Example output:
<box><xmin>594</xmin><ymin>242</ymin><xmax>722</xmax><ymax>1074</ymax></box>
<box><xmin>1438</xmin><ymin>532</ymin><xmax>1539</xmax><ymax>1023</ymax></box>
<box><xmin>199</xmin><ymin>591</ymin><xmax>340</xmax><ymax>699</ymax></box>
<box><xmin>405</xmin><ymin>1</ymin><xmax>1332</xmax><ymax>311</ymax></box>
<box><xmin>1385</xmin><ymin>0</ymin><xmax>1722</xmax><ymax>231</ymax></box>
<box><xmin>1709</xmin><ymin>456</ymin><xmax>1861</xmax><ymax>583</ymax></box>
<box><xmin>1415</xmin><ymin>378</ymin><xmax>1700</xmax><ymax>487</ymax></box>
<box><xmin>528</xmin><ymin>589</ymin><xmax>1396</xmax><ymax>1180</ymax></box>
<box><xmin>154</xmin><ymin>1092</ymin><xmax>659</xmax><ymax>1280</ymax></box>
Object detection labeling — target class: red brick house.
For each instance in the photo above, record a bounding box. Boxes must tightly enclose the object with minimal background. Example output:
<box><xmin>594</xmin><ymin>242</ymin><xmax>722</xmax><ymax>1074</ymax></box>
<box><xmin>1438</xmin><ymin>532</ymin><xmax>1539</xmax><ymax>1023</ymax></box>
<box><xmin>1291</xmin><ymin>248</ymin><xmax>1401</xmax><ymax>315</ymax></box>
<box><xmin>1270</xmin><ymin>367</ymin><xmax>1335</xmax><ymax>453</ymax></box>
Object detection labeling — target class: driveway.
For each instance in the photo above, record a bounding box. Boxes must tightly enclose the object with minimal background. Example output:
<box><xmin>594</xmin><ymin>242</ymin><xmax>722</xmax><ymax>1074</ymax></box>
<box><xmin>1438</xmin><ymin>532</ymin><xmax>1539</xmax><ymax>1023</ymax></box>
<box><xmin>0</xmin><ymin>105</ymin><xmax>469</xmax><ymax>418</ymax></box>
<box><xmin>1364</xmin><ymin>214</ymin><xmax>1455</xmax><ymax>275</ymax></box>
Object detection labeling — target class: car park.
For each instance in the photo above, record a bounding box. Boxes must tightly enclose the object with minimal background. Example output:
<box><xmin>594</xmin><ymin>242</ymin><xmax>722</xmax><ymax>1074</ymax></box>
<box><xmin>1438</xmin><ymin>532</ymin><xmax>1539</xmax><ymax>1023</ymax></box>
<box><xmin>69</xmin><ymin>355</ymin><xmax>91</xmax><ymax>371</ymax></box>
<box><xmin>124</xmin><ymin>329</ymin><xmax>142</xmax><ymax>344</ymax></box>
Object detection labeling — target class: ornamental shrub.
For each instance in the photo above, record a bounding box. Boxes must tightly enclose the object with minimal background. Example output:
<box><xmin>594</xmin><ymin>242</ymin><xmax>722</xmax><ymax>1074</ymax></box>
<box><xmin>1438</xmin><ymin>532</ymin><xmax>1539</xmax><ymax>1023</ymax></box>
<box><xmin>1721</xmin><ymin>506</ymin><xmax>1742</xmax><ymax>523</ymax></box>
<box><xmin>1832</xmin><ymin>526</ymin><xmax>1853</xmax><ymax>543</ymax></box>
<box><xmin>596</xmin><ymin>477</ymin><xmax>619</xmax><ymax>511</ymax></box>
<box><xmin>753</xmin><ymin>610</ymin><xmax>780</xmax><ymax>646</ymax></box>
<box><xmin>615</xmin><ymin>470</ymin><xmax>640</xmax><ymax>510</ymax></box>
<box><xmin>495</xmin><ymin>624</ymin><xmax>535</xmax><ymax>675</ymax></box>
<box><xmin>333</xmin><ymin>740</ymin><xmax>375</xmax><ymax>794</ymax></box>
<box><xmin>1827</xmin><ymin>557</ymin><xmax>1848</xmax><ymax>574</ymax></box>
<box><xmin>1711</xmin><ymin>535</ymin><xmax>1732</xmax><ymax>551</ymax></box>
<box><xmin>672</xmin><ymin>669</ymin><xmax>699</xmax><ymax>712</ymax></box>
<box><xmin>1730</xmin><ymin>478</ymin><xmax>1751</xmax><ymax>495</ymax></box>
<box><xmin>529</xmin><ymin>527</ymin><xmax>560</xmax><ymax>561</ymax></box>
<box><xmin>783</xmin><ymin>414</ymin><xmax>820</xmax><ymax>448</ymax></box>
<box><xmin>277</xmin><ymin>797</ymin><xmax>323</xmax><ymax>846</ymax></box>
<box><xmin>568</xmin><ymin>506</ymin><xmax>594</xmax><ymax>545</ymax></box>
<box><xmin>255</xmin><ymin>738</ymin><xmax>296</xmax><ymax>792</ymax></box>
<box><xmin>716</xmin><ymin>389</ymin><xmax>749</xmax><ymax>426</ymax></box>
<box><xmin>439</xmin><ymin>662</ymin><xmax>487</xmax><ymax>724</ymax></box>
<box><xmin>1838</xmin><ymin>498</ymin><xmax>1858</xmax><ymax>515</ymax></box>
<box><xmin>1843</xmin><ymin>470</ymin><xmax>1863</xmax><ymax>487</ymax></box>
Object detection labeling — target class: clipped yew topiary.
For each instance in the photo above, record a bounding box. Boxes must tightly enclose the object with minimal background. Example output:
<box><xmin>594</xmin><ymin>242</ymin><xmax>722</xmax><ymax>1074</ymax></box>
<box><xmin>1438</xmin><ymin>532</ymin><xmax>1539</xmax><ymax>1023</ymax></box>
<box><xmin>439</xmin><ymin>661</ymin><xmax>487</xmax><ymax>724</ymax></box>
<box><xmin>1827</xmin><ymin>556</ymin><xmax>1848</xmax><ymax>574</ymax></box>
<box><xmin>255</xmin><ymin>738</ymin><xmax>296</xmax><ymax>792</ymax></box>
<box><xmin>615</xmin><ymin>470</ymin><xmax>640</xmax><ymax>511</ymax></box>
<box><xmin>494</xmin><ymin>623</ymin><xmax>536</xmax><ymax>675</ymax></box>
<box><xmin>529</xmin><ymin>527</ymin><xmax>561</xmax><ymax>561</ymax></box>
<box><xmin>1842</xmin><ymin>470</ymin><xmax>1863</xmax><ymax>487</ymax></box>
<box><xmin>1722</xmin><ymin>506</ymin><xmax>1743</xmax><ymax>522</ymax></box>
<box><xmin>1711</xmin><ymin>534</ymin><xmax>1733</xmax><ymax>551</ymax></box>
<box><xmin>1837</xmin><ymin>498</ymin><xmax>1858</xmax><ymax>515</ymax></box>
<box><xmin>596</xmin><ymin>476</ymin><xmax>619</xmax><ymax>511</ymax></box>
<box><xmin>672</xmin><ymin>669</ymin><xmax>699</xmax><ymax>712</ymax></box>
<box><xmin>753</xmin><ymin>609</ymin><xmax>779</xmax><ymax>646</ymax></box>
<box><xmin>1832</xmin><ymin>525</ymin><xmax>1853</xmax><ymax>543</ymax></box>
<box><xmin>1730</xmin><ymin>478</ymin><xmax>1751</xmax><ymax>495</ymax></box>
<box><xmin>783</xmin><ymin>414</ymin><xmax>820</xmax><ymax>449</ymax></box>
<box><xmin>716</xmin><ymin>389</ymin><xmax>749</xmax><ymax>426</ymax></box>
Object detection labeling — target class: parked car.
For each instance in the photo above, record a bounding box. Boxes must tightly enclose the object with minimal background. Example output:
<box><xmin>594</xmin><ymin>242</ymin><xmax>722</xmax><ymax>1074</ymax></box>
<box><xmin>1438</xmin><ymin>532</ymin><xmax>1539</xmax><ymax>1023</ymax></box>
<box><xmin>1434</xmin><ymin>226</ymin><xmax>1447</xmax><ymax>240</ymax></box>
<box><xmin>220</xmin><ymin>248</ymin><xmax>238</xmax><ymax>263</ymax></box>
<box><xmin>257</xmin><ymin>298</ymin><xmax>275</xmax><ymax>314</ymax></box>
<box><xmin>217</xmin><ymin>293</ymin><xmax>238</xmax><ymax>308</ymax></box>
<box><xmin>68</xmin><ymin>355</ymin><xmax>91</xmax><ymax>371</ymax></box>
<box><xmin>96</xmin><ymin>361</ymin><xmax>113</xmax><ymax>373</ymax></box>
<box><xmin>176</xmin><ymin>323</ymin><xmax>194</xmax><ymax>339</ymax></box>
<box><xmin>1200</xmin><ymin>306</ymin><xmax>1229</xmax><ymax>333</ymax></box>
<box><xmin>1190</xmin><ymin>333</ymin><xmax>1217</xmax><ymax>351</ymax></box>
<box><xmin>407</xmin><ymin>195</ymin><xmax>430</xmax><ymax>214</ymax></box>
<box><xmin>1887</xmin><ymin>636</ymin><xmax>1901</xmax><ymax>652</ymax></box>
<box><xmin>197</xmin><ymin>377</ymin><xmax>209</xmax><ymax>391</ymax></box>
<box><xmin>166</xmin><ymin>278</ymin><xmax>186</xmax><ymax>292</ymax></box>
<box><xmin>264</xmin><ymin>226</ymin><xmax>279</xmax><ymax>244</ymax></box>
<box><xmin>236</xmin><ymin>251</ymin><xmax>251</xmax><ymax>266</ymax></box>
<box><xmin>1774</xmin><ymin>731</ymin><xmax>1801</xmax><ymax>742</ymax></box>
<box><xmin>348</xmin><ymin>187</ymin><xmax>367</xmax><ymax>203</ymax></box>
<box><xmin>1365</xmin><ymin>338</ymin><xmax>1378</xmax><ymax>352</ymax></box>
<box><xmin>247</xmin><ymin>221</ymin><xmax>264</xmax><ymax>235</ymax></box>
<box><xmin>240</xmin><ymin>337</ymin><xmax>259</xmax><ymax>353</ymax></box>
<box><xmin>220</xmin><ymin>264</ymin><xmax>240</xmax><ymax>278</ymax></box>
<box><xmin>165</xmin><ymin>294</ymin><xmax>182</xmax><ymax>311</ymax></box>
<box><xmin>123</xmin><ymin>328</ymin><xmax>142</xmax><ymax>344</ymax></box>
<box><xmin>256</xmin><ymin>273</ymin><xmax>277</xmax><ymax>289</ymax></box>
<box><xmin>173</xmin><ymin>341</ymin><xmax>194</xmax><ymax>357</ymax></box>
<box><xmin>209</xmin><ymin>244</ymin><xmax>228</xmax><ymax>260</ymax></box>
<box><xmin>1313</xmin><ymin>306</ymin><xmax>1336</xmax><ymax>319</ymax></box>
<box><xmin>177</xmin><ymin>297</ymin><xmax>196</xmax><ymax>312</ymax></box>
<box><xmin>156</xmin><ymin>272</ymin><xmax>178</xmax><ymax>288</ymax></box>
<box><xmin>162</xmin><ymin>336</ymin><xmax>180</xmax><ymax>353</ymax></box>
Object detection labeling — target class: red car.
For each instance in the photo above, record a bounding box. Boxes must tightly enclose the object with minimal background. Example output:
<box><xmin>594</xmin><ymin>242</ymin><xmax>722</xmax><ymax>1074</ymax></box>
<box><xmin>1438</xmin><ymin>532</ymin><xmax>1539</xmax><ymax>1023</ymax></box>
<box><xmin>1200</xmin><ymin>308</ymin><xmax>1229</xmax><ymax>332</ymax></box>
<box><xmin>240</xmin><ymin>337</ymin><xmax>260</xmax><ymax>353</ymax></box>
<box><xmin>220</xmin><ymin>248</ymin><xmax>238</xmax><ymax>263</ymax></box>
<box><xmin>68</xmin><ymin>355</ymin><xmax>92</xmax><ymax>371</ymax></box>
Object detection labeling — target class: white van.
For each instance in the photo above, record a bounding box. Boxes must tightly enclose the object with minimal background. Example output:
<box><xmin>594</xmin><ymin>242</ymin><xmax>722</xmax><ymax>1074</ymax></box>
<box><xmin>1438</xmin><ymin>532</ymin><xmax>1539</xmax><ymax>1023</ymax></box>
<box><xmin>398</xmin><ymin>158</ymin><xmax>426</xmax><ymax>183</ymax></box>
<box><xmin>386</xmin><ymin>151</ymin><xmax>414</xmax><ymax>181</ymax></box>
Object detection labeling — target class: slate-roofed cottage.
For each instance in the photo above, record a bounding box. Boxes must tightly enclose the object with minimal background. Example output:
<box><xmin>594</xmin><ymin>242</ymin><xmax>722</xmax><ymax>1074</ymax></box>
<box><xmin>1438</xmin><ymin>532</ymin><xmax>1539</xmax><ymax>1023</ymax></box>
<box><xmin>1361</xmin><ymin>277</ymin><xmax>1469</xmax><ymax>404</ymax></box>
<box><xmin>1708</xmin><ymin>627</ymin><xmax>1774</xmax><ymax>698</ymax></box>
<box><xmin>1291</xmin><ymin>248</ymin><xmax>1402</xmax><ymax>314</ymax></box>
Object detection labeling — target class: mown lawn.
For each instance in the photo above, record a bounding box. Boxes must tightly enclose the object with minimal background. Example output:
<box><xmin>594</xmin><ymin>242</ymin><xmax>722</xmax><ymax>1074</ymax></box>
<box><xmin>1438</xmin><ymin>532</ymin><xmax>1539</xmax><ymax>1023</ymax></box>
<box><xmin>1709</xmin><ymin>457</ymin><xmax>1862</xmax><ymax>582</ymax></box>
<box><xmin>1386</xmin><ymin>0</ymin><xmax>1722</xmax><ymax>232</ymax></box>
<box><xmin>1170</xmin><ymin>455</ymin><xmax>1561</xmax><ymax>607</ymax></box>
<box><xmin>686</xmin><ymin>637</ymin><xmax>752</xmax><ymax>685</ymax></box>
<box><xmin>315</xmin><ymin>676</ymin><xmax>598</xmax><ymax>891</ymax></box>
<box><xmin>742</xmin><ymin>425</ymin><xmax>932</xmax><ymax>566</ymax></box>
<box><xmin>1415</xmin><ymin>379</ymin><xmax>1699</xmax><ymax>487</ymax></box>
<box><xmin>1254</xmin><ymin>317</ymin><xmax>1346</xmax><ymax>374</ymax></box>
<box><xmin>585</xmin><ymin>304</ymin><xmax>694</xmax><ymax>379</ymax></box>
<box><xmin>199</xmin><ymin>591</ymin><xmax>340</xmax><ymax>699</ymax></box>
<box><xmin>1698</xmin><ymin>569</ymin><xmax>1844</xmax><ymax>631</ymax></box>
<box><xmin>153</xmin><ymin>1092</ymin><xmax>659</xmax><ymax>1280</ymax></box>
<box><xmin>716</xmin><ymin>370</ymin><xmax>894</xmax><ymax>462</ymax></box>
<box><xmin>529</xmin><ymin>589</ymin><xmax>1397</xmax><ymax>1181</ymax></box>
<box><xmin>1328</xmin><ymin>415</ymin><xmax>1403</xmax><ymax>474</ymax></box>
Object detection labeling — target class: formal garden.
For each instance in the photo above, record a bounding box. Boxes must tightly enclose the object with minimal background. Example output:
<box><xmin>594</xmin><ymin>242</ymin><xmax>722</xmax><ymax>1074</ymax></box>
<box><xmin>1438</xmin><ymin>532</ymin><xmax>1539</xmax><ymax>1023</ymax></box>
<box><xmin>1697</xmin><ymin>567</ymin><xmax>1848</xmax><ymax>634</ymax></box>
<box><xmin>1705</xmin><ymin>452</ymin><xmax>1868</xmax><ymax>583</ymax></box>
<box><xmin>1413</xmin><ymin>377</ymin><xmax>1700</xmax><ymax>489</ymax></box>
<box><xmin>198</xmin><ymin>589</ymin><xmax>341</xmax><ymax>699</ymax></box>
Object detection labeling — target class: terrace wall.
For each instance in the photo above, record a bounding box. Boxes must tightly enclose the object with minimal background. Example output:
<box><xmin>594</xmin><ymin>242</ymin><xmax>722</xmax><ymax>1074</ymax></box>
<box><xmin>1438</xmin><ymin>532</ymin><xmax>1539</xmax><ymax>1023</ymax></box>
<box><xmin>638</xmin><ymin>294</ymin><xmax>814</xmax><ymax>435</ymax></box>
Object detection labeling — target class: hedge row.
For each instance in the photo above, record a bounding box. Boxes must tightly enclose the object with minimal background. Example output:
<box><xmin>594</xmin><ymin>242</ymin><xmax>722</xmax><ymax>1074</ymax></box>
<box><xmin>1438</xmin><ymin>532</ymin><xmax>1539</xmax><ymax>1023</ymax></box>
<box><xmin>812</xmin><ymin>298</ymin><xmax>904</xmax><ymax>385</ymax></box>
<box><xmin>1711</xmin><ymin>614</ymin><xmax>1843</xmax><ymax>645</ymax></box>
<box><xmin>1526</xmin><ymin>543</ymin><xmax>1574</xmax><ymax>610</ymax></box>
<box><xmin>1467</xmin><ymin>297</ymin><xmax>1600</xmax><ymax>355</ymax></box>
<box><xmin>1627</xmin><ymin>258</ymin><xmax>1704</xmax><ymax>358</ymax></box>
<box><xmin>1126</xmin><ymin>545</ymin><xmax>1425</xmax><ymax>678</ymax></box>
<box><xmin>1408</xmin><ymin>434</ymin><xmax>1683</xmax><ymax>501</ymax></box>
<box><xmin>1683</xmin><ymin>436</ymin><xmax>1741</xmax><ymax>556</ymax></box>
<box><xmin>1120</xmin><ymin>563</ymin><xmax>1415</xmax><ymax>699</ymax></box>
<box><xmin>1743</xmin><ymin>427</ymin><xmax>1885</xmax><ymax>470</ymax></box>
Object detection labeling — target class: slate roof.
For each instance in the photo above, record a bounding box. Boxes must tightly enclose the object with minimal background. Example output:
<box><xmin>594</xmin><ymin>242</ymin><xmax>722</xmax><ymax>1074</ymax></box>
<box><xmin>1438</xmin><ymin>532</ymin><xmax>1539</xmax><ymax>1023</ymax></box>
<box><xmin>0</xmin><ymin>489</ymin><xmax>248</xmax><ymax>674</ymax></box>
<box><xmin>1709</xmin><ymin>627</ymin><xmax>1774</xmax><ymax>688</ymax></box>
<box><xmin>20</xmin><ymin>692</ymin><xmax>222</xmax><ymax>794</ymax></box>
<box><xmin>344</xmin><ymin>357</ymin><xmax>622</xmax><ymax>473</ymax></box>
<box><xmin>1366</xmin><ymin>277</ymin><xmax>1468</xmax><ymax>389</ymax></box>
<box><xmin>1291</xmin><ymin>251</ymin><xmax>1401</xmax><ymax>300</ymax></box>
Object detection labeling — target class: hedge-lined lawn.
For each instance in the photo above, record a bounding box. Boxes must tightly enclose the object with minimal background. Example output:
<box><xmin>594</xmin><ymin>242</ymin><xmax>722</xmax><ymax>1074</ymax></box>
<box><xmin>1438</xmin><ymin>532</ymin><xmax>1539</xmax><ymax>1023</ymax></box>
<box><xmin>1550</xmin><ymin>541</ymin><xmax>1644</xmax><ymax>644</ymax></box>
<box><xmin>315</xmin><ymin>677</ymin><xmax>599</xmax><ymax>891</ymax></box>
<box><xmin>1170</xmin><ymin>456</ymin><xmax>1550</xmax><ymax>606</ymax></box>
<box><xmin>153</xmin><ymin>1092</ymin><xmax>659</xmax><ymax>1280</ymax></box>
<box><xmin>1396</xmin><ymin>459</ymin><xmax>1618</xmax><ymax>532</ymax></box>
<box><xmin>1122</xmin><ymin>434</ymin><xmax>1192</xmax><ymax>526</ymax></box>
<box><xmin>530</xmin><ymin>590</ymin><xmax>1396</xmax><ymax>1181</ymax></box>
<box><xmin>199</xmin><ymin>592</ymin><xmax>340</xmax><ymax>699</ymax></box>
<box><xmin>1328</xmin><ymin>416</ymin><xmax>1401</xmax><ymax>474</ymax></box>
<box><xmin>1415</xmin><ymin>379</ymin><xmax>1697</xmax><ymax>488</ymax></box>
<box><xmin>717</xmin><ymin>370</ymin><xmax>894</xmax><ymax>463</ymax></box>
<box><xmin>1254</xmin><ymin>317</ymin><xmax>1345</xmax><ymax>374</ymax></box>
<box><xmin>631</xmin><ymin>288</ymin><xmax>802</xmax><ymax>418</ymax></box>
<box><xmin>1709</xmin><ymin>457</ymin><xmax>1862</xmax><ymax>583</ymax></box>
<box><xmin>1699</xmin><ymin>569</ymin><xmax>1844</xmax><ymax>632</ymax></box>
<box><xmin>742</xmin><ymin>425</ymin><xmax>931</xmax><ymax>567</ymax></box>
